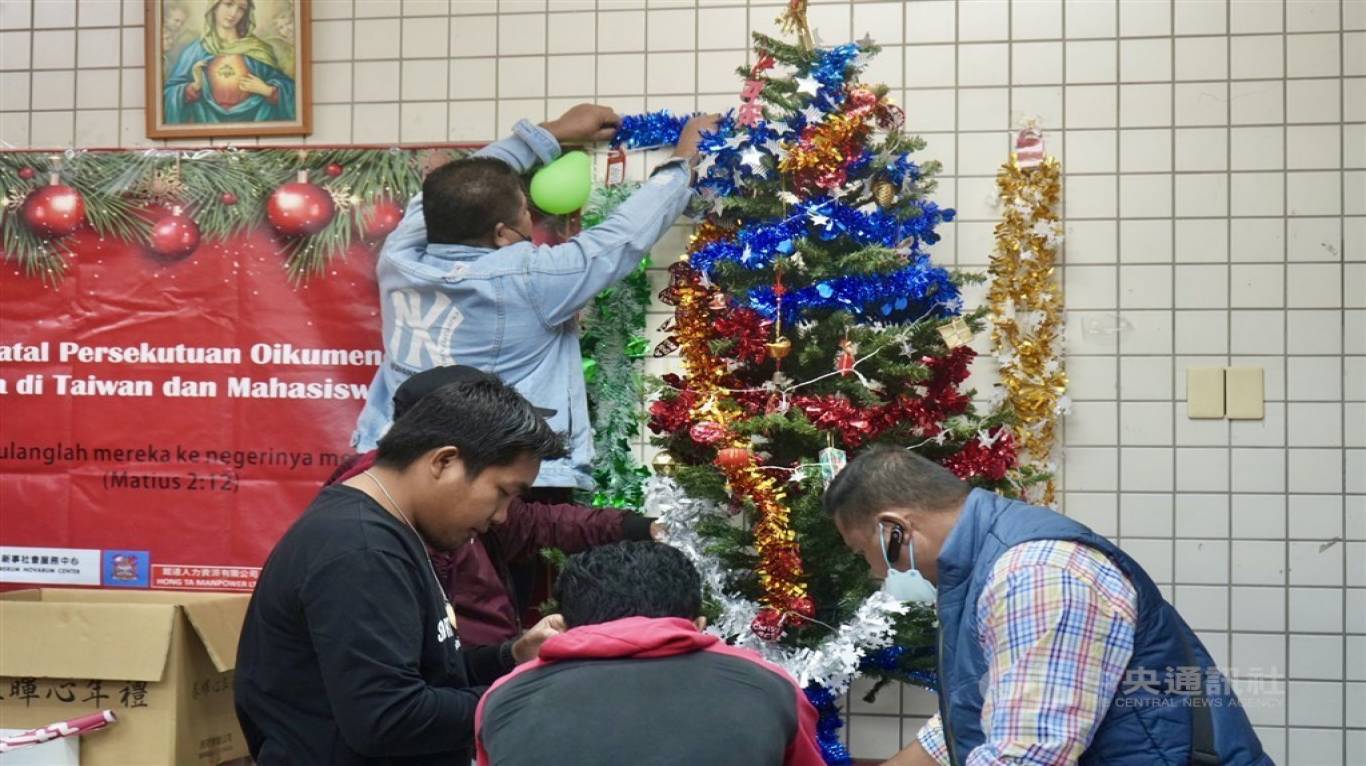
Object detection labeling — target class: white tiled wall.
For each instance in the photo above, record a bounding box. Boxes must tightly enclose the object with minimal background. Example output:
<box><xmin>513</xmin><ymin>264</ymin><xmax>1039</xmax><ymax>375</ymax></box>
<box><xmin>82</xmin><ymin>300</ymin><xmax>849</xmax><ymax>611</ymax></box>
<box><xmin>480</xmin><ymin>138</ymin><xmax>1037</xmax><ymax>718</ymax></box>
<box><xmin>1</xmin><ymin>0</ymin><xmax>1363</xmax><ymax>762</ymax></box>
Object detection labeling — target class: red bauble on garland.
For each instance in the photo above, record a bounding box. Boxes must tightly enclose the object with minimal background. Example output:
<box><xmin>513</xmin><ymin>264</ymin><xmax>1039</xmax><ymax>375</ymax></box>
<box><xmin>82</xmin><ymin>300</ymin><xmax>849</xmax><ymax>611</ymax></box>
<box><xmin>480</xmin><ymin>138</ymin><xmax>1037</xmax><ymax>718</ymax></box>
<box><xmin>21</xmin><ymin>184</ymin><xmax>85</xmax><ymax>238</ymax></box>
<box><xmin>148</xmin><ymin>207</ymin><xmax>201</xmax><ymax>260</ymax></box>
<box><xmin>220</xmin><ymin>191</ymin><xmax>238</xmax><ymax>206</ymax></box>
<box><xmin>360</xmin><ymin>198</ymin><xmax>404</xmax><ymax>241</ymax></box>
<box><xmin>17</xmin><ymin>167</ymin><xmax>36</xmax><ymax>180</ymax></box>
<box><xmin>267</xmin><ymin>181</ymin><xmax>335</xmax><ymax>236</ymax></box>
<box><xmin>325</xmin><ymin>162</ymin><xmax>344</xmax><ymax>178</ymax></box>
<box><xmin>715</xmin><ymin>447</ymin><xmax>753</xmax><ymax>470</ymax></box>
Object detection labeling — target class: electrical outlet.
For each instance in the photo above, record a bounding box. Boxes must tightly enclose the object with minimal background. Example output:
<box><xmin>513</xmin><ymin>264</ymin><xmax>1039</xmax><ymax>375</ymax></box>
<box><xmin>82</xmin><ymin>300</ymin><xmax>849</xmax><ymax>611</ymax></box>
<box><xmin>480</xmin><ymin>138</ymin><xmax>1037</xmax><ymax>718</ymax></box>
<box><xmin>1225</xmin><ymin>367</ymin><xmax>1265</xmax><ymax>420</ymax></box>
<box><xmin>1186</xmin><ymin>368</ymin><xmax>1226</xmax><ymax>419</ymax></box>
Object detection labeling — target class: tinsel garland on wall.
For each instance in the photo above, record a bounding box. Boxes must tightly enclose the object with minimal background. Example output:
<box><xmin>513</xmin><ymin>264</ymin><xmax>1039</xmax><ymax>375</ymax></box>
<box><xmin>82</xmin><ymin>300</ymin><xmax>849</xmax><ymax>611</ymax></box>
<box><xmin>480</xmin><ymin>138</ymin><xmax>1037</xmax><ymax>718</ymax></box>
<box><xmin>987</xmin><ymin>128</ymin><xmax>1068</xmax><ymax>505</ymax></box>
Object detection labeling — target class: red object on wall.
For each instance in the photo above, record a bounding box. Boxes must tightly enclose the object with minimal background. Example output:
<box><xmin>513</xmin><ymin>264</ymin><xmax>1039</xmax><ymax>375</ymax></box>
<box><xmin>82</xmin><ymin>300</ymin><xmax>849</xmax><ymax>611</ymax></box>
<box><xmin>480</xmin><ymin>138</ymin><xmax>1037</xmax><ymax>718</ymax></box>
<box><xmin>266</xmin><ymin>182</ymin><xmax>334</xmax><ymax>236</ymax></box>
<box><xmin>0</xmin><ymin>224</ymin><xmax>384</xmax><ymax>589</ymax></box>
<box><xmin>21</xmin><ymin>184</ymin><xmax>85</xmax><ymax>238</ymax></box>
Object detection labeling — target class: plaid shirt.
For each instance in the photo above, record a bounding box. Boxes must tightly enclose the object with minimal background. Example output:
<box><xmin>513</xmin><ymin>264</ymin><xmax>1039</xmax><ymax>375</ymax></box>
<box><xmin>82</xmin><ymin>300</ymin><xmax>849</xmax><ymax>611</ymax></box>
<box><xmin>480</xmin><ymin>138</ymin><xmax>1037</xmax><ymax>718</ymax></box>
<box><xmin>917</xmin><ymin>540</ymin><xmax>1138</xmax><ymax>765</ymax></box>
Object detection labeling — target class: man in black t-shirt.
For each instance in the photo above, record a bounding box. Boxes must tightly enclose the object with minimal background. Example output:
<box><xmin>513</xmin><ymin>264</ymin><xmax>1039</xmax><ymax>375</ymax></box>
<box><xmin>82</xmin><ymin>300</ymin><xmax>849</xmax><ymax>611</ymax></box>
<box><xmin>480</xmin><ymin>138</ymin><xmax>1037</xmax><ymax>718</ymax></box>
<box><xmin>235</xmin><ymin>378</ymin><xmax>569</xmax><ymax>765</ymax></box>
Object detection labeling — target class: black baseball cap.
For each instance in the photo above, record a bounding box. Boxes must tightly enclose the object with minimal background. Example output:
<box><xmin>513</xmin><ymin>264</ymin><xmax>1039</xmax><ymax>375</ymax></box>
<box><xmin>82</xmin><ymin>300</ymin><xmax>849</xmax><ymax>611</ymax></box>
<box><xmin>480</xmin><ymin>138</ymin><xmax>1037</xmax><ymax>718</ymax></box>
<box><xmin>392</xmin><ymin>365</ymin><xmax>556</xmax><ymax>421</ymax></box>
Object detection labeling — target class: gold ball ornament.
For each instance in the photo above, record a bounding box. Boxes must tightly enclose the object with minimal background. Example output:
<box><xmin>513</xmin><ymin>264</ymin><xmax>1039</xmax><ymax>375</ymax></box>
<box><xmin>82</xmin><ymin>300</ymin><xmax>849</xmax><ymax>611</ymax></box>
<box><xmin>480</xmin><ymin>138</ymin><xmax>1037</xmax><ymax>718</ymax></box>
<box><xmin>766</xmin><ymin>336</ymin><xmax>793</xmax><ymax>360</ymax></box>
<box><xmin>874</xmin><ymin>181</ymin><xmax>896</xmax><ymax>208</ymax></box>
<box><xmin>651</xmin><ymin>451</ymin><xmax>678</xmax><ymax>476</ymax></box>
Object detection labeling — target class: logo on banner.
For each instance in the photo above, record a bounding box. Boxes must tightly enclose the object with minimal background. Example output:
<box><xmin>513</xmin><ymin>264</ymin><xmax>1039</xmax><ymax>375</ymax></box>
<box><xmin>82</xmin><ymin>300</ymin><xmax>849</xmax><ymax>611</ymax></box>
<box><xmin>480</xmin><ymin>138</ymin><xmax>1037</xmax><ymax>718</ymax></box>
<box><xmin>0</xmin><ymin>546</ymin><xmax>102</xmax><ymax>586</ymax></box>
<box><xmin>151</xmin><ymin>564</ymin><xmax>260</xmax><ymax>591</ymax></box>
<box><xmin>102</xmin><ymin>550</ymin><xmax>151</xmax><ymax>588</ymax></box>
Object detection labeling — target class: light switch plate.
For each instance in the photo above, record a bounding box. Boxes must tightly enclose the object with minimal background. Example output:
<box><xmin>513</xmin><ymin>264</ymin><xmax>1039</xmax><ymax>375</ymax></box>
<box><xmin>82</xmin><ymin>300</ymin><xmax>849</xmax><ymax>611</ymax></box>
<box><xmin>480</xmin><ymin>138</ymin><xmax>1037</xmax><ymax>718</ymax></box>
<box><xmin>1225</xmin><ymin>367</ymin><xmax>1265</xmax><ymax>420</ymax></box>
<box><xmin>1186</xmin><ymin>368</ymin><xmax>1226</xmax><ymax>418</ymax></box>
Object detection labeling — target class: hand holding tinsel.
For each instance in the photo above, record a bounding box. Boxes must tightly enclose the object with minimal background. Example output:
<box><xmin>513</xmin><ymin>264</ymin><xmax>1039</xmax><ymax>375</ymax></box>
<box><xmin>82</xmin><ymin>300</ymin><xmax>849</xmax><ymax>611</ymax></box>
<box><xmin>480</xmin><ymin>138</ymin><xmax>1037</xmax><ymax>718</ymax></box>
<box><xmin>611</xmin><ymin>110</ymin><xmax>703</xmax><ymax>150</ymax></box>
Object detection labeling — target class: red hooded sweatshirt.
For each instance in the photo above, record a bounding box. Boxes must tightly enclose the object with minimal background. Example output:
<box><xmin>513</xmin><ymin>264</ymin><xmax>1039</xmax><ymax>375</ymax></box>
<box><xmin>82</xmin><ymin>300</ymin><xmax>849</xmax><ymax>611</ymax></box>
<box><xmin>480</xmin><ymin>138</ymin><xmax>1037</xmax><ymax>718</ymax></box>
<box><xmin>475</xmin><ymin>616</ymin><xmax>826</xmax><ymax>766</ymax></box>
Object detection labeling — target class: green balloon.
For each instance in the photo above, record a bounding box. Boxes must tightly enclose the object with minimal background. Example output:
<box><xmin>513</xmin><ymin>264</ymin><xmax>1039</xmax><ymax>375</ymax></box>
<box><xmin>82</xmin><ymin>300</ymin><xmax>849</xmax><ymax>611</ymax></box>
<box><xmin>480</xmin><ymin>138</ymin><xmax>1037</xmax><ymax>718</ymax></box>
<box><xmin>530</xmin><ymin>151</ymin><xmax>592</xmax><ymax>215</ymax></box>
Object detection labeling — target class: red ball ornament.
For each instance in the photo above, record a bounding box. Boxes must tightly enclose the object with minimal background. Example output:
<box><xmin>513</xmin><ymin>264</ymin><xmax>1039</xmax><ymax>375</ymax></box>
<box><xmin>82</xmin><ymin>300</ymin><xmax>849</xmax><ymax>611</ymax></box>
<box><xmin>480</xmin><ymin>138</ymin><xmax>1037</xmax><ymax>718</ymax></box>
<box><xmin>750</xmin><ymin>608</ymin><xmax>786</xmax><ymax>641</ymax></box>
<box><xmin>220</xmin><ymin>191</ymin><xmax>238</xmax><ymax>206</ymax></box>
<box><xmin>21</xmin><ymin>184</ymin><xmax>85</xmax><ymax>238</ymax></box>
<box><xmin>148</xmin><ymin>207</ymin><xmax>201</xmax><ymax>260</ymax></box>
<box><xmin>715</xmin><ymin>447</ymin><xmax>753</xmax><ymax>470</ymax></box>
<box><xmin>325</xmin><ymin>162</ymin><xmax>344</xmax><ymax>178</ymax></box>
<box><xmin>689</xmin><ymin>420</ymin><xmax>728</xmax><ymax>446</ymax></box>
<box><xmin>789</xmin><ymin>595</ymin><xmax>815</xmax><ymax>619</ymax></box>
<box><xmin>18</xmin><ymin>167</ymin><xmax>36</xmax><ymax>180</ymax></box>
<box><xmin>360</xmin><ymin>198</ymin><xmax>404</xmax><ymax>241</ymax></box>
<box><xmin>267</xmin><ymin>181</ymin><xmax>335</xmax><ymax>237</ymax></box>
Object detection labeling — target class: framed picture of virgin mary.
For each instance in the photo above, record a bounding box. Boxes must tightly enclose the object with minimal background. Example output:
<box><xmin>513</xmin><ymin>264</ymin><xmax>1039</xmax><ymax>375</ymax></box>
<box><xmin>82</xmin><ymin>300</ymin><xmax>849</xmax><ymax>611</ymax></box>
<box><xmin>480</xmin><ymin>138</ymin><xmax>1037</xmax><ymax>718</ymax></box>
<box><xmin>145</xmin><ymin>0</ymin><xmax>311</xmax><ymax>139</ymax></box>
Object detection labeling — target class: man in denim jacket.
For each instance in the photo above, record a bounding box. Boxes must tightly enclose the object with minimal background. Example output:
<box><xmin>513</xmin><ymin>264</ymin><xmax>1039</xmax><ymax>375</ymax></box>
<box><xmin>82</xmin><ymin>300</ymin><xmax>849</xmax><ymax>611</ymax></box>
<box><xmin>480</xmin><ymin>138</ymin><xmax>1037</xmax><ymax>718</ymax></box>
<box><xmin>353</xmin><ymin>104</ymin><xmax>715</xmax><ymax>493</ymax></box>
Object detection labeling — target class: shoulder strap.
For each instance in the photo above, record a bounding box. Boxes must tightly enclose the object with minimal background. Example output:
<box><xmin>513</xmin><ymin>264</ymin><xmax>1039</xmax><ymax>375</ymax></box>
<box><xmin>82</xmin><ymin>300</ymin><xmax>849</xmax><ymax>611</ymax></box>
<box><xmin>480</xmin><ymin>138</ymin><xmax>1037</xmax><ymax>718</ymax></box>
<box><xmin>1177</xmin><ymin>629</ymin><xmax>1221</xmax><ymax>765</ymax></box>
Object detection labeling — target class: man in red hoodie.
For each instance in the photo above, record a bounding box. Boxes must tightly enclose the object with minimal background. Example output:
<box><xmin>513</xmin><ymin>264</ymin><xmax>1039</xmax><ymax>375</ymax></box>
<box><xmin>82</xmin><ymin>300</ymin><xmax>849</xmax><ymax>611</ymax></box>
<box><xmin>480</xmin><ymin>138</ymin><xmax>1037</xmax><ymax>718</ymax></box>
<box><xmin>326</xmin><ymin>365</ymin><xmax>660</xmax><ymax>647</ymax></box>
<box><xmin>475</xmin><ymin>541</ymin><xmax>826</xmax><ymax>766</ymax></box>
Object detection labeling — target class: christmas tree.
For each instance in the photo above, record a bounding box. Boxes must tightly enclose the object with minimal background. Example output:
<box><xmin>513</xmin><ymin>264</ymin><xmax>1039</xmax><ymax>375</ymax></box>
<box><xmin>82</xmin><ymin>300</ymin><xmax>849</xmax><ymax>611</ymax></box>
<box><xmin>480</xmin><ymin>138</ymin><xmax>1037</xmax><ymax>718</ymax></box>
<box><xmin>640</xmin><ymin>7</ymin><xmax>1036</xmax><ymax>762</ymax></box>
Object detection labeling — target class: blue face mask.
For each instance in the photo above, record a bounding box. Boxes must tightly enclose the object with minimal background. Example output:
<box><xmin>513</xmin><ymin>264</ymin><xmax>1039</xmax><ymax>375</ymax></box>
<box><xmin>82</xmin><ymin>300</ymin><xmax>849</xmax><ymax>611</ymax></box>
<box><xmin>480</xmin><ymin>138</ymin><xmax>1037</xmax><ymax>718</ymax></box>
<box><xmin>879</xmin><ymin>521</ymin><xmax>938</xmax><ymax>604</ymax></box>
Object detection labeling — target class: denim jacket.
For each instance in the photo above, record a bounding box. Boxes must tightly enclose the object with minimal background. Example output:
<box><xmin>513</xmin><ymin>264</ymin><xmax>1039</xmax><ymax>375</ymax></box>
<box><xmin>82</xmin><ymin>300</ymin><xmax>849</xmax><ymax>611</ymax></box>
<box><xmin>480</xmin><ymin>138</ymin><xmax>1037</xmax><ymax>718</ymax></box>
<box><xmin>352</xmin><ymin>119</ymin><xmax>695</xmax><ymax>489</ymax></box>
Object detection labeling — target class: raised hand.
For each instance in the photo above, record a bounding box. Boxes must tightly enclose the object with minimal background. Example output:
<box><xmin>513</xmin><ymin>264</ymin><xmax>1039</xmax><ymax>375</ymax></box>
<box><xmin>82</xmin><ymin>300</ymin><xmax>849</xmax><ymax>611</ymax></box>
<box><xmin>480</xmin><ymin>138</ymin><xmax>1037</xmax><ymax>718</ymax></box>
<box><xmin>542</xmin><ymin>104</ymin><xmax>622</xmax><ymax>145</ymax></box>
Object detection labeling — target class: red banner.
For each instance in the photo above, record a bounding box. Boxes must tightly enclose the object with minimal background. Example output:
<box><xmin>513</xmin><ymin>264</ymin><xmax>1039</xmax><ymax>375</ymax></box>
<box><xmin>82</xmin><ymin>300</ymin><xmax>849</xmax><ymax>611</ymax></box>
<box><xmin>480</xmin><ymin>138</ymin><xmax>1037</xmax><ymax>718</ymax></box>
<box><xmin>0</xmin><ymin>227</ymin><xmax>383</xmax><ymax>590</ymax></box>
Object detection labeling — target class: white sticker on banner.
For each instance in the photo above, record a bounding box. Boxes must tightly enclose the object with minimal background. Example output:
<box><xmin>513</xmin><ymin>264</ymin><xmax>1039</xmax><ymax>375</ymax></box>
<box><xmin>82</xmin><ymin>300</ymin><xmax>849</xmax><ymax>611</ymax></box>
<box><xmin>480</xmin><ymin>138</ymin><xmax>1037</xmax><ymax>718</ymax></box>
<box><xmin>0</xmin><ymin>547</ymin><xmax>102</xmax><ymax>586</ymax></box>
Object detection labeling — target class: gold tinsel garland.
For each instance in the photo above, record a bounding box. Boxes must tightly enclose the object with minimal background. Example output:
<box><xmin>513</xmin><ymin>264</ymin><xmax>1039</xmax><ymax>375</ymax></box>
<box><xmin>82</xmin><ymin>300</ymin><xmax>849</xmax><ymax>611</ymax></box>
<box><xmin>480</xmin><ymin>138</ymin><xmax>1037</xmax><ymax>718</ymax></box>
<box><xmin>988</xmin><ymin>146</ymin><xmax>1067</xmax><ymax>505</ymax></box>
<box><xmin>671</xmin><ymin>231</ymin><xmax>812</xmax><ymax>621</ymax></box>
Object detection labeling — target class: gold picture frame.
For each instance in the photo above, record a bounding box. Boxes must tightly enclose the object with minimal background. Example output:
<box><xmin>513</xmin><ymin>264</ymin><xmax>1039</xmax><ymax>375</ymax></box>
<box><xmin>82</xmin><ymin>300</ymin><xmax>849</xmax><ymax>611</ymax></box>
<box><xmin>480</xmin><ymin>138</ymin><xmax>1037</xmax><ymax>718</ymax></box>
<box><xmin>145</xmin><ymin>0</ymin><xmax>312</xmax><ymax>140</ymax></box>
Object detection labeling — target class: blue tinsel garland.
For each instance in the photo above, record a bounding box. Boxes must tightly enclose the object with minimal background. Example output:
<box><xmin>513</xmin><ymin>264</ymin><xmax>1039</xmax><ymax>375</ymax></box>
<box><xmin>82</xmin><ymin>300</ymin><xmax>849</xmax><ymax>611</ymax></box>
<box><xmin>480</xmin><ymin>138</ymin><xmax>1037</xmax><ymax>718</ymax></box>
<box><xmin>610</xmin><ymin>110</ymin><xmax>698</xmax><ymax>150</ymax></box>
<box><xmin>804</xmin><ymin>684</ymin><xmax>854</xmax><ymax>765</ymax></box>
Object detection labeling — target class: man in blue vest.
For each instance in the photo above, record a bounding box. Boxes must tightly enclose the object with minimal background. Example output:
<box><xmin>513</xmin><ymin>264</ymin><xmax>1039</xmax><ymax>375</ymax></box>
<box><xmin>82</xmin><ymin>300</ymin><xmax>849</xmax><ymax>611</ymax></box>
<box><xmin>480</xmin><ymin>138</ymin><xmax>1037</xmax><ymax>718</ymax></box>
<box><xmin>824</xmin><ymin>446</ymin><xmax>1273</xmax><ymax>766</ymax></box>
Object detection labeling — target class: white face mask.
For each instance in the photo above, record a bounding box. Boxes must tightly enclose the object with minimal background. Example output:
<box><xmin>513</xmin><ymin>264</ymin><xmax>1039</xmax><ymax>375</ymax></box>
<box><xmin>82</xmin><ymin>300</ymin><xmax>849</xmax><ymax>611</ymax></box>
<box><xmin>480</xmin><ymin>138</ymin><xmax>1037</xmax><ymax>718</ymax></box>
<box><xmin>879</xmin><ymin>521</ymin><xmax>938</xmax><ymax>604</ymax></box>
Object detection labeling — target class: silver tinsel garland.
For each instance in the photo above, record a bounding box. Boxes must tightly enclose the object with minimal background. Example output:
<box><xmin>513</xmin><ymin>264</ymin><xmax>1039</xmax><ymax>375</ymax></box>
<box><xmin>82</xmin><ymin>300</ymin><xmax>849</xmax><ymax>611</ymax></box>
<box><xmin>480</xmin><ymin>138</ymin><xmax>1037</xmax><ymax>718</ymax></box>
<box><xmin>646</xmin><ymin>476</ymin><xmax>909</xmax><ymax>695</ymax></box>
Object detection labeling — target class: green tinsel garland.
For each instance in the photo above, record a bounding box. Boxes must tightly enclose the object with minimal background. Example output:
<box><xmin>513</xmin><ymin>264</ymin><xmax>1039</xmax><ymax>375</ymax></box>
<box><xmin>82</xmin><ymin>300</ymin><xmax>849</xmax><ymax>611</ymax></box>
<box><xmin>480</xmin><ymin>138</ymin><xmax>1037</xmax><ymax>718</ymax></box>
<box><xmin>576</xmin><ymin>183</ymin><xmax>652</xmax><ymax>509</ymax></box>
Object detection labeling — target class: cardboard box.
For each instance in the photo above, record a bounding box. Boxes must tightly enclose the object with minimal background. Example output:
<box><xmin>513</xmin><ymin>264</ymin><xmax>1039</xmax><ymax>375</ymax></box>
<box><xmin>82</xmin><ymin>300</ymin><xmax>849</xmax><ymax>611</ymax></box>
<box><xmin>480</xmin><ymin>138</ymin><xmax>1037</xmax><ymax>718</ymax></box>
<box><xmin>0</xmin><ymin>589</ymin><xmax>250</xmax><ymax>765</ymax></box>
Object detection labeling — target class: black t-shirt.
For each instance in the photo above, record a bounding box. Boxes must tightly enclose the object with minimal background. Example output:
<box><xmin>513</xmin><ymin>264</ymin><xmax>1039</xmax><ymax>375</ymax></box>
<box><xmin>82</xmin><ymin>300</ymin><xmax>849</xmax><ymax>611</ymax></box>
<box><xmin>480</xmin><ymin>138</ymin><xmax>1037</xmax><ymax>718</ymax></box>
<box><xmin>235</xmin><ymin>485</ymin><xmax>515</xmax><ymax>765</ymax></box>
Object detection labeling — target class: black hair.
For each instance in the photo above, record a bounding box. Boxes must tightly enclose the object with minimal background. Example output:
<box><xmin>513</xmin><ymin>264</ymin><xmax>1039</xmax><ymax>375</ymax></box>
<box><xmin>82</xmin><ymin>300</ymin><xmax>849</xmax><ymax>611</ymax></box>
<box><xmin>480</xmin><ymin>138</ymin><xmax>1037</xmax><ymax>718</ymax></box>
<box><xmin>822</xmin><ymin>445</ymin><xmax>970</xmax><ymax>524</ymax></box>
<box><xmin>422</xmin><ymin>157</ymin><xmax>525</xmax><ymax>244</ymax></box>
<box><xmin>554</xmin><ymin>541</ymin><xmax>703</xmax><ymax>628</ymax></box>
<box><xmin>375</xmin><ymin>377</ymin><xmax>567</xmax><ymax>475</ymax></box>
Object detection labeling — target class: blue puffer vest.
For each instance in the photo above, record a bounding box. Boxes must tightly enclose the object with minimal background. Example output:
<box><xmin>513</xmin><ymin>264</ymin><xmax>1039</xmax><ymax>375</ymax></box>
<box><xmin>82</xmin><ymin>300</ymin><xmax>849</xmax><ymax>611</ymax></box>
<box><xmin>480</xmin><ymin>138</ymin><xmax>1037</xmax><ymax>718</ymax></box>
<box><xmin>935</xmin><ymin>489</ymin><xmax>1273</xmax><ymax>765</ymax></box>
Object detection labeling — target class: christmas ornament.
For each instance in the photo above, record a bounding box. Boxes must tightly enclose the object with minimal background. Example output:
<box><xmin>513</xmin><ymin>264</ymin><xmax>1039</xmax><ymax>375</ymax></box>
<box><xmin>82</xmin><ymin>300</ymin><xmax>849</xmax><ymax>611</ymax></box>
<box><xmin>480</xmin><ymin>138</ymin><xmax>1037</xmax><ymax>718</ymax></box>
<box><xmin>133</xmin><ymin>167</ymin><xmax>189</xmax><ymax>206</ymax></box>
<box><xmin>325</xmin><ymin>162</ymin><xmax>344</xmax><ymax>177</ymax></box>
<box><xmin>605</xmin><ymin>147</ymin><xmax>627</xmax><ymax>185</ymax></box>
<box><xmin>751</xmin><ymin>608</ymin><xmax>786</xmax><ymax>641</ymax></box>
<box><xmin>874</xmin><ymin>180</ymin><xmax>896</xmax><ymax>207</ymax></box>
<box><xmin>708</xmin><ymin>293</ymin><xmax>728</xmax><ymax>311</ymax></box>
<box><xmin>267</xmin><ymin>173</ymin><xmax>335</xmax><ymax>237</ymax></box>
<box><xmin>835</xmin><ymin>339</ymin><xmax>856</xmax><ymax>376</ymax></box>
<box><xmin>328</xmin><ymin>186</ymin><xmax>360</xmax><ymax>214</ymax></box>
<box><xmin>938</xmin><ymin>317</ymin><xmax>974</xmax><ymax>348</ymax></box>
<box><xmin>689</xmin><ymin>420</ymin><xmax>728</xmax><ymax>446</ymax></box>
<box><xmin>817</xmin><ymin>445</ymin><xmax>847</xmax><ymax>488</ymax></box>
<box><xmin>220</xmin><ymin>191</ymin><xmax>238</xmax><ymax>206</ymax></box>
<box><xmin>17</xmin><ymin>167</ymin><xmax>35</xmax><ymax>180</ymax></box>
<box><xmin>651</xmin><ymin>451</ymin><xmax>678</xmax><ymax>476</ymax></box>
<box><xmin>148</xmin><ymin>206</ymin><xmax>201</xmax><ymax>260</ymax></box>
<box><xmin>529</xmin><ymin>151</ymin><xmax>591</xmax><ymax>215</ymax></box>
<box><xmin>360</xmin><ymin>198</ymin><xmax>404</xmax><ymax>240</ymax></box>
<box><xmin>21</xmin><ymin>181</ymin><xmax>85</xmax><ymax>238</ymax></box>
<box><xmin>766</xmin><ymin>336</ymin><xmax>792</xmax><ymax>359</ymax></box>
<box><xmin>715</xmin><ymin>447</ymin><xmax>753</xmax><ymax>470</ymax></box>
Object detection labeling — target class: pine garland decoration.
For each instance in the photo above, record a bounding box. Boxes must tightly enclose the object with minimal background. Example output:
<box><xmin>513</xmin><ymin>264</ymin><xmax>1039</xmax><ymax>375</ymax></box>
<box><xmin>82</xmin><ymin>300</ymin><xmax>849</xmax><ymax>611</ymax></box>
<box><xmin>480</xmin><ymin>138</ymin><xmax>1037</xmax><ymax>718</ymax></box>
<box><xmin>576</xmin><ymin>183</ymin><xmax>653</xmax><ymax>510</ymax></box>
<box><xmin>0</xmin><ymin>147</ymin><xmax>470</xmax><ymax>282</ymax></box>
